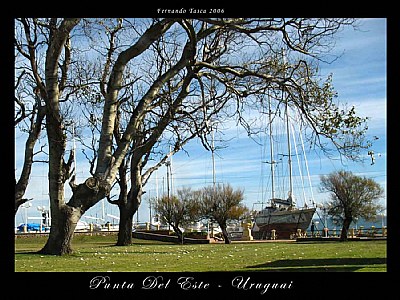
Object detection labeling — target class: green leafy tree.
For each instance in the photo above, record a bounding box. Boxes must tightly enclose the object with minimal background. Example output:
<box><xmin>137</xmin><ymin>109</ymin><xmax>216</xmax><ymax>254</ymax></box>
<box><xmin>320</xmin><ymin>170</ymin><xmax>384</xmax><ymax>241</ymax></box>
<box><xmin>200</xmin><ymin>184</ymin><xmax>247</xmax><ymax>244</ymax></box>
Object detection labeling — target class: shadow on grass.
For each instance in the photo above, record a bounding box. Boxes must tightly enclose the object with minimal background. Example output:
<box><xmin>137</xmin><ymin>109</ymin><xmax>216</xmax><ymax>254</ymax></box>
<box><xmin>245</xmin><ymin>257</ymin><xmax>386</xmax><ymax>272</ymax></box>
<box><xmin>15</xmin><ymin>250</ymin><xmax>40</xmax><ymax>254</ymax></box>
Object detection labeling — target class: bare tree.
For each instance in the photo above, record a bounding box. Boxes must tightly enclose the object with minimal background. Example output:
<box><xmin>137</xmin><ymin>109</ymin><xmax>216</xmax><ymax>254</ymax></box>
<box><xmin>320</xmin><ymin>170</ymin><xmax>384</xmax><ymax>241</ymax></box>
<box><xmin>101</xmin><ymin>18</ymin><xmax>371</xmax><ymax>247</ymax></box>
<box><xmin>14</xmin><ymin>19</ymin><xmax>71</xmax><ymax>216</ymax></box>
<box><xmin>14</xmin><ymin>72</ymin><xmax>47</xmax><ymax>214</ymax></box>
<box><xmin>15</xmin><ymin>18</ymin><xmax>372</xmax><ymax>255</ymax></box>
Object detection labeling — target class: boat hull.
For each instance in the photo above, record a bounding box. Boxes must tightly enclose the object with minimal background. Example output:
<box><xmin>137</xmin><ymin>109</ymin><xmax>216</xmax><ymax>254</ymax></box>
<box><xmin>253</xmin><ymin>207</ymin><xmax>316</xmax><ymax>239</ymax></box>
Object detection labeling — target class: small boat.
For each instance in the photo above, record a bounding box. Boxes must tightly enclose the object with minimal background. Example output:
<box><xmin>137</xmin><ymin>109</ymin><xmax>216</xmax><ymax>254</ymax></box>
<box><xmin>16</xmin><ymin>223</ymin><xmax>49</xmax><ymax>232</ymax></box>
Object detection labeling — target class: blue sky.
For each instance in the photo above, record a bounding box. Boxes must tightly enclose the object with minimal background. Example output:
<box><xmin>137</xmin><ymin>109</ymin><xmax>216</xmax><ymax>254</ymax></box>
<box><xmin>15</xmin><ymin>18</ymin><xmax>387</xmax><ymax>225</ymax></box>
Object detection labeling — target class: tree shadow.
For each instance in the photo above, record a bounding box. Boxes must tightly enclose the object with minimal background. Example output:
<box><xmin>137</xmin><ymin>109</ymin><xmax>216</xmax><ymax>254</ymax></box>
<box><xmin>245</xmin><ymin>257</ymin><xmax>386</xmax><ymax>272</ymax></box>
<box><xmin>15</xmin><ymin>250</ymin><xmax>40</xmax><ymax>254</ymax></box>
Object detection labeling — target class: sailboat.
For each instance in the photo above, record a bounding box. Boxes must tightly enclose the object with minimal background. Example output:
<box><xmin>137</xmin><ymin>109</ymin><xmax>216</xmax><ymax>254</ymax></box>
<box><xmin>252</xmin><ymin>94</ymin><xmax>316</xmax><ymax>240</ymax></box>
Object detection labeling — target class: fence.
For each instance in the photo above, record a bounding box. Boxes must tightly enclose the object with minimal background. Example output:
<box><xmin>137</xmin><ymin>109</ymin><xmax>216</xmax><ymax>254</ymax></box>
<box><xmin>303</xmin><ymin>226</ymin><xmax>387</xmax><ymax>238</ymax></box>
<box><xmin>228</xmin><ymin>225</ymin><xmax>387</xmax><ymax>240</ymax></box>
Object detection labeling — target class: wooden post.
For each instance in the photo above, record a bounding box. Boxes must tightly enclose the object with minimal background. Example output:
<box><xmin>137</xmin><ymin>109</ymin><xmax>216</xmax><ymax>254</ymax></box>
<box><xmin>382</xmin><ymin>226</ymin><xmax>387</xmax><ymax>237</ymax></box>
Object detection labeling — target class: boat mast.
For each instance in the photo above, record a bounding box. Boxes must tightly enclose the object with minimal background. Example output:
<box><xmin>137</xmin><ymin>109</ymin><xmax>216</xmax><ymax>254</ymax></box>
<box><xmin>165</xmin><ymin>145</ymin><xmax>174</xmax><ymax>199</ymax></box>
<box><xmin>285</xmin><ymin>100</ymin><xmax>294</xmax><ymax>206</ymax></box>
<box><xmin>282</xmin><ymin>49</ymin><xmax>294</xmax><ymax>207</ymax></box>
<box><xmin>268</xmin><ymin>96</ymin><xmax>275</xmax><ymax>201</ymax></box>
<box><xmin>211</xmin><ymin>125</ymin><xmax>216</xmax><ymax>190</ymax></box>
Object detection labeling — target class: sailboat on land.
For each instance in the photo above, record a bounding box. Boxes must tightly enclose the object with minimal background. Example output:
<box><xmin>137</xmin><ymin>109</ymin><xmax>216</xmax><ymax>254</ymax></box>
<box><xmin>252</xmin><ymin>95</ymin><xmax>316</xmax><ymax>240</ymax></box>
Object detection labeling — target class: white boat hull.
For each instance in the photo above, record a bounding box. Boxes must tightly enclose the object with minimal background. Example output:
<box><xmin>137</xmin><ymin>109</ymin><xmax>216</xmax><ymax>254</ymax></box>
<box><xmin>253</xmin><ymin>207</ymin><xmax>316</xmax><ymax>239</ymax></box>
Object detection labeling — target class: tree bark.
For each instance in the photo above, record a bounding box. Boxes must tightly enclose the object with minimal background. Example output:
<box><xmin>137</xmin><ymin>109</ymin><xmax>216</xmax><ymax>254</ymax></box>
<box><xmin>172</xmin><ymin>225</ymin><xmax>184</xmax><ymax>244</ymax></box>
<box><xmin>40</xmin><ymin>177</ymin><xmax>109</xmax><ymax>254</ymax></box>
<box><xmin>116</xmin><ymin>189</ymin><xmax>143</xmax><ymax>245</ymax></box>
<box><xmin>340</xmin><ymin>216</ymin><xmax>353</xmax><ymax>241</ymax></box>
<box><xmin>220</xmin><ymin>224</ymin><xmax>231</xmax><ymax>244</ymax></box>
<box><xmin>38</xmin><ymin>205</ymin><xmax>80</xmax><ymax>255</ymax></box>
<box><xmin>38</xmin><ymin>18</ymin><xmax>81</xmax><ymax>255</ymax></box>
<box><xmin>116</xmin><ymin>204</ymin><xmax>134</xmax><ymax>246</ymax></box>
<box><xmin>116</xmin><ymin>156</ymin><xmax>143</xmax><ymax>246</ymax></box>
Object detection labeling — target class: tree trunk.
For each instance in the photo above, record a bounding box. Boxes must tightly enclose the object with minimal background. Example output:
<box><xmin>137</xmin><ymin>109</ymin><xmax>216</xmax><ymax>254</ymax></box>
<box><xmin>39</xmin><ymin>205</ymin><xmax>81</xmax><ymax>255</ymax></box>
<box><xmin>340</xmin><ymin>217</ymin><xmax>353</xmax><ymax>241</ymax></box>
<box><xmin>171</xmin><ymin>224</ymin><xmax>184</xmax><ymax>244</ymax></box>
<box><xmin>115</xmin><ymin>152</ymin><xmax>143</xmax><ymax>245</ymax></box>
<box><xmin>40</xmin><ymin>18</ymin><xmax>81</xmax><ymax>255</ymax></box>
<box><xmin>42</xmin><ymin>109</ymin><xmax>69</xmax><ymax>254</ymax></box>
<box><xmin>220</xmin><ymin>224</ymin><xmax>231</xmax><ymax>244</ymax></box>
<box><xmin>40</xmin><ymin>177</ymin><xmax>109</xmax><ymax>255</ymax></box>
<box><xmin>116</xmin><ymin>173</ymin><xmax>141</xmax><ymax>246</ymax></box>
<box><xmin>116</xmin><ymin>204</ymin><xmax>135</xmax><ymax>246</ymax></box>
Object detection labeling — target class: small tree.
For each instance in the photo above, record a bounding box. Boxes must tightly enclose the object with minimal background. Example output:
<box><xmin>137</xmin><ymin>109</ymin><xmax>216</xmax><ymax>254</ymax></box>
<box><xmin>201</xmin><ymin>184</ymin><xmax>247</xmax><ymax>244</ymax></box>
<box><xmin>320</xmin><ymin>170</ymin><xmax>384</xmax><ymax>241</ymax></box>
<box><xmin>154</xmin><ymin>187</ymin><xmax>200</xmax><ymax>243</ymax></box>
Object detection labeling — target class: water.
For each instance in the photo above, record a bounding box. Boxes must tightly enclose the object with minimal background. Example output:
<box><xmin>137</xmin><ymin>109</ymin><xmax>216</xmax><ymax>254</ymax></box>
<box><xmin>310</xmin><ymin>215</ymin><xmax>387</xmax><ymax>231</ymax></box>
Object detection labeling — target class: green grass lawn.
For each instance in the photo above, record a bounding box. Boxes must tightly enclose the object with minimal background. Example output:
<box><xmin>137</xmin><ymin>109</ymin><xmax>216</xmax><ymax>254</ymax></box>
<box><xmin>15</xmin><ymin>234</ymin><xmax>386</xmax><ymax>272</ymax></box>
